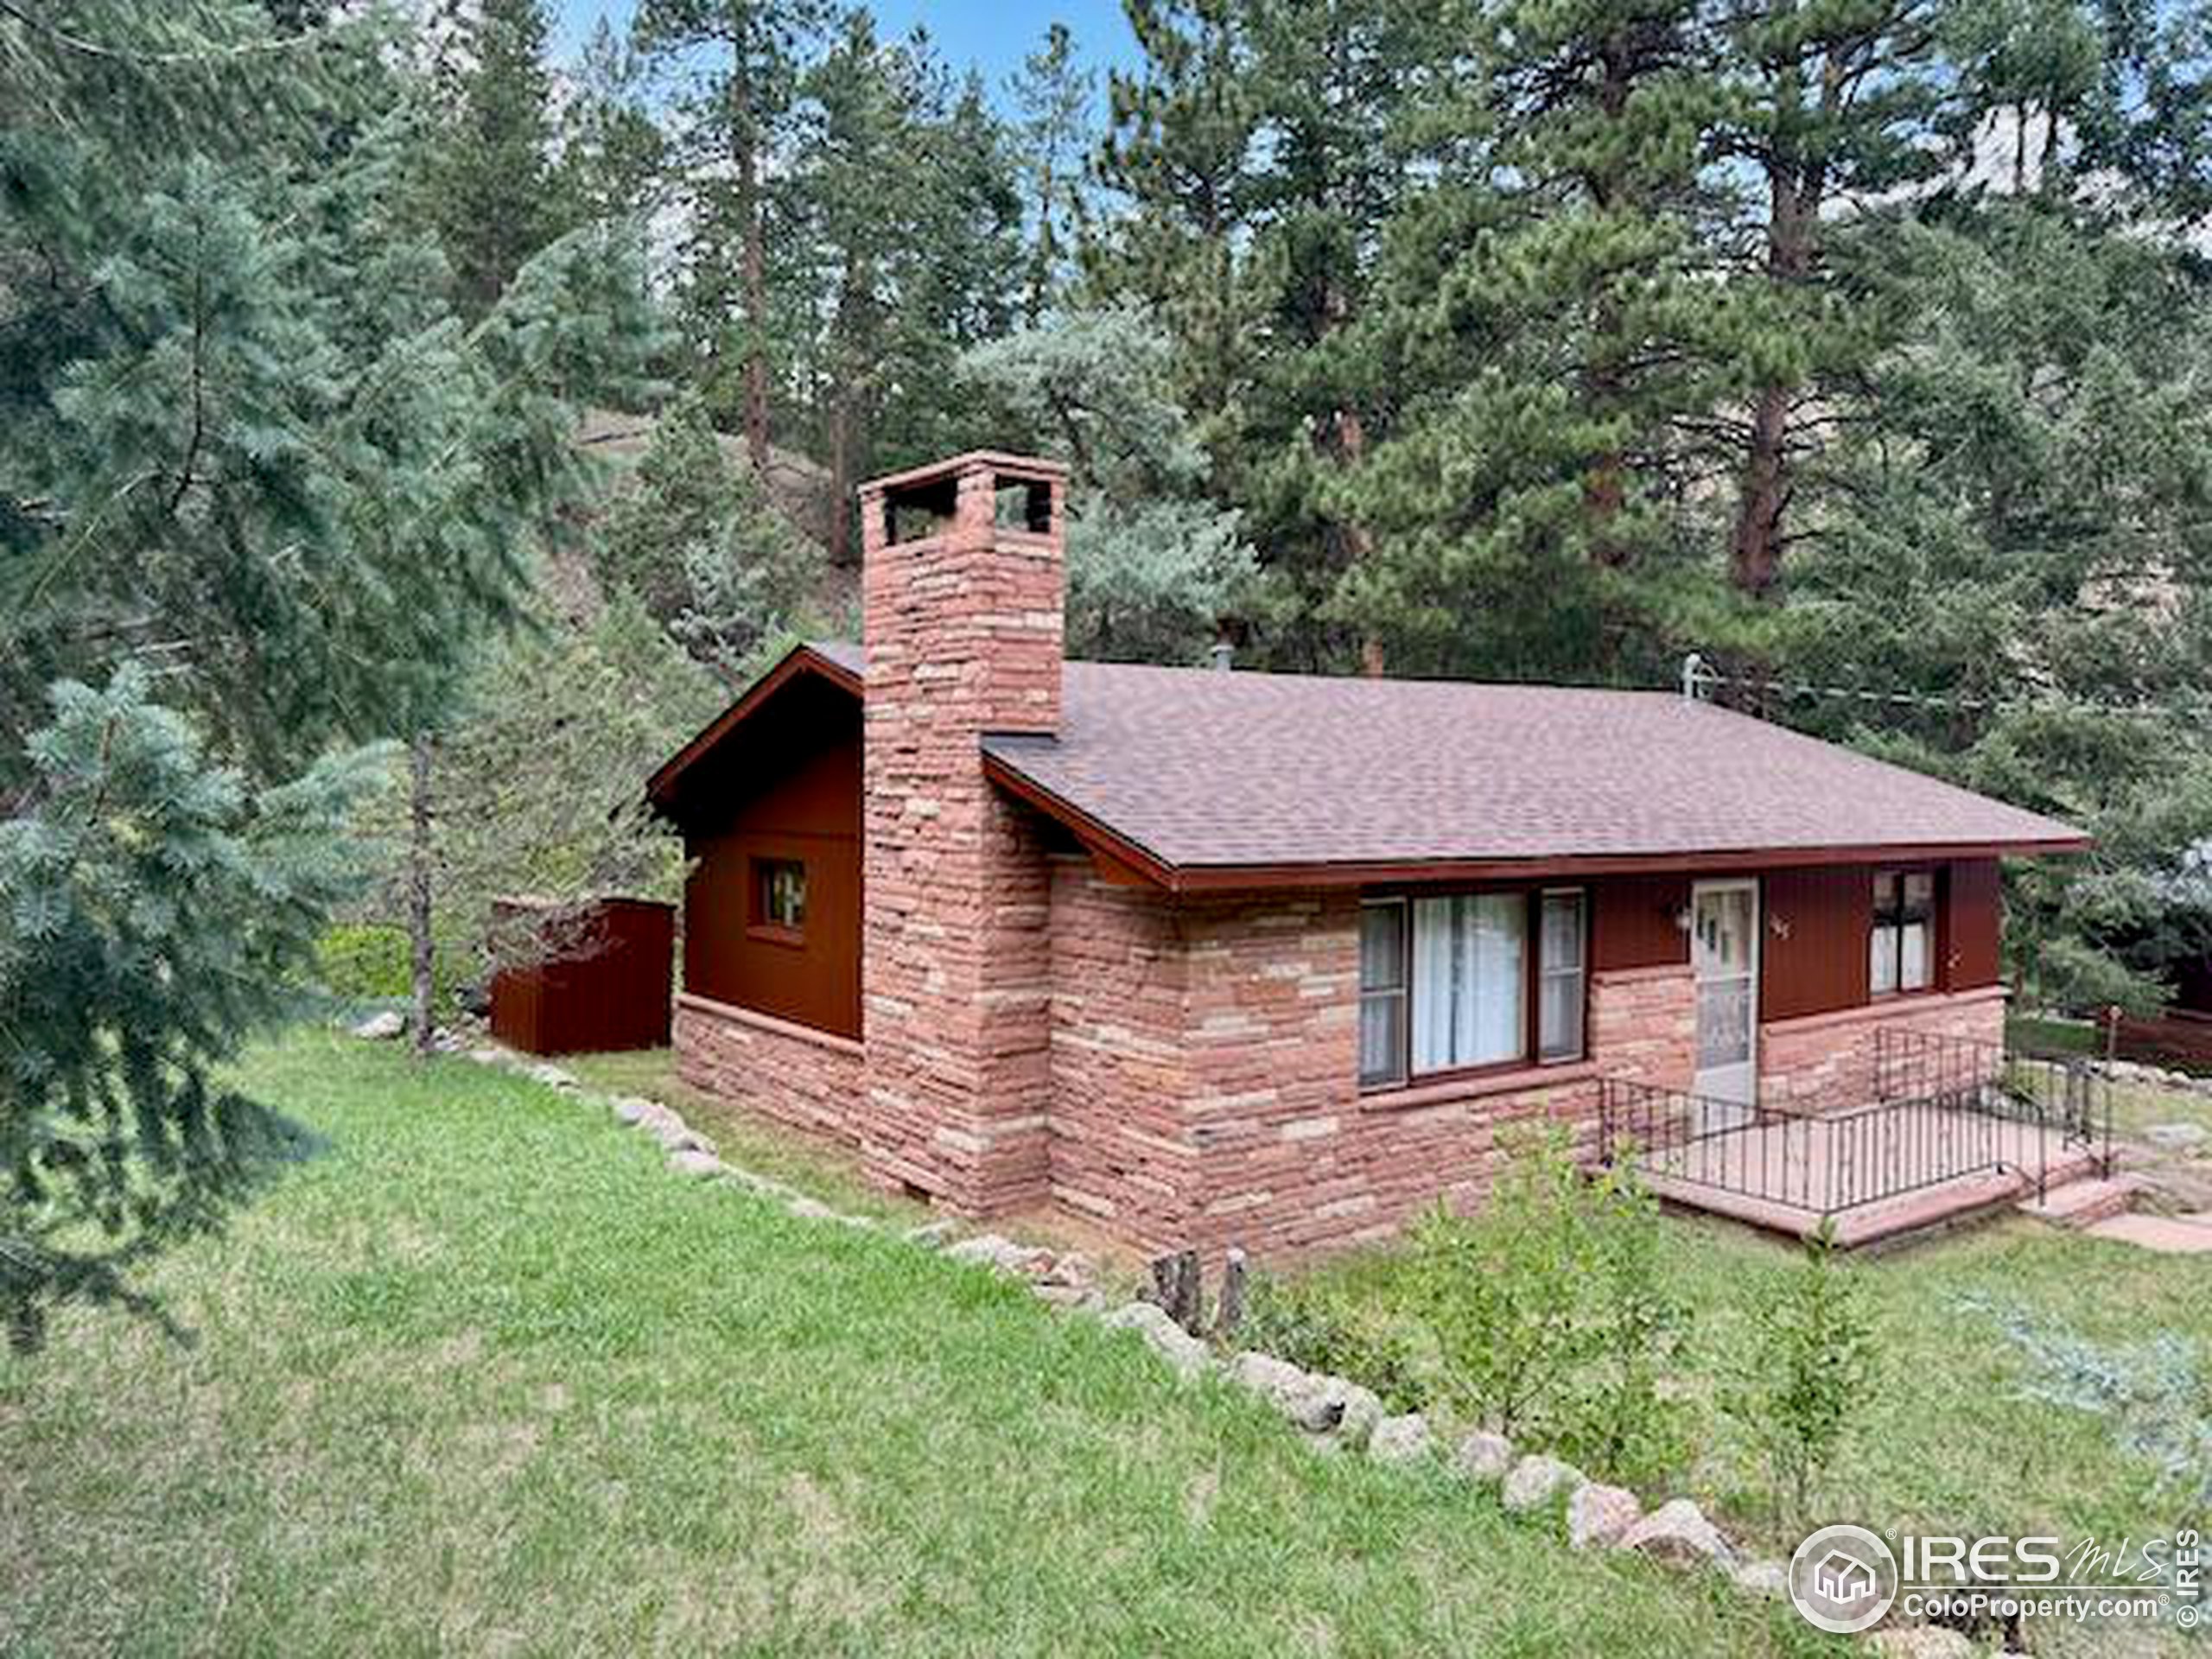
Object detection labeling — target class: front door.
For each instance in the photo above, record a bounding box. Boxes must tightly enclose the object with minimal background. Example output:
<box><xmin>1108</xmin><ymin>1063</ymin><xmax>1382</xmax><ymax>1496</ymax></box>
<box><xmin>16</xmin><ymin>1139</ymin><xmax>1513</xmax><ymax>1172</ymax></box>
<box><xmin>1692</xmin><ymin>879</ymin><xmax>1760</xmax><ymax>1124</ymax></box>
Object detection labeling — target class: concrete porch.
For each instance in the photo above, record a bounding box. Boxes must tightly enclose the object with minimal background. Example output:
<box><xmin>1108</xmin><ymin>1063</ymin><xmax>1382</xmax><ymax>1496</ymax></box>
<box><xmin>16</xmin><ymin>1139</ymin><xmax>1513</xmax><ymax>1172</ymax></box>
<box><xmin>1596</xmin><ymin>1029</ymin><xmax>2115</xmax><ymax>1249</ymax></box>
<box><xmin>1637</xmin><ymin>1109</ymin><xmax>2107</xmax><ymax>1248</ymax></box>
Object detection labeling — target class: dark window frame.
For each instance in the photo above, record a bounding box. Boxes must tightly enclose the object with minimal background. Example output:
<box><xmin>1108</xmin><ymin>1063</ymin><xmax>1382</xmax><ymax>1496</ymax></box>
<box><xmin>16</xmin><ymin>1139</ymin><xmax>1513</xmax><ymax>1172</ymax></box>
<box><xmin>1870</xmin><ymin>867</ymin><xmax>1940</xmax><ymax>997</ymax></box>
<box><xmin>1358</xmin><ymin>885</ymin><xmax>1590</xmax><ymax>1092</ymax></box>
<box><xmin>748</xmin><ymin>855</ymin><xmax>809</xmax><ymax>945</ymax></box>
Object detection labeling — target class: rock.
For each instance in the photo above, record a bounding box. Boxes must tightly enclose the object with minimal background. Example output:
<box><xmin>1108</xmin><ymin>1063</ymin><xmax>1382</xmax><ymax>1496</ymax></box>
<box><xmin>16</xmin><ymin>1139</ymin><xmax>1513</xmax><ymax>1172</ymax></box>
<box><xmin>526</xmin><ymin>1061</ymin><xmax>577</xmax><ymax>1090</ymax></box>
<box><xmin>1035</xmin><ymin>1249</ymin><xmax>1094</xmax><ymax>1289</ymax></box>
<box><xmin>1871</xmin><ymin>1630</ymin><xmax>1974</xmax><ymax>1659</ymax></box>
<box><xmin>1302</xmin><ymin>1376</ymin><xmax>1384</xmax><ymax>1447</ymax></box>
<box><xmin>1566</xmin><ymin>1482</ymin><xmax>1643</xmax><ymax>1549</ymax></box>
<box><xmin>905</xmin><ymin>1218</ymin><xmax>960</xmax><ymax>1249</ymax></box>
<box><xmin>1229</xmin><ymin>1350</ymin><xmax>1312</xmax><ymax>1402</ymax></box>
<box><xmin>643</xmin><ymin>1116</ymin><xmax>713</xmax><ymax>1155</ymax></box>
<box><xmin>613</xmin><ymin>1098</ymin><xmax>699</xmax><ymax>1148</ymax></box>
<box><xmin>1368</xmin><ymin>1413</ymin><xmax>1433</xmax><ymax>1465</ymax></box>
<box><xmin>1103</xmin><ymin>1300</ymin><xmax>1211</xmax><ymax>1377</ymax></box>
<box><xmin>1501</xmin><ymin>1454</ymin><xmax>1583</xmax><ymax>1515</ymax></box>
<box><xmin>944</xmin><ymin>1233</ymin><xmax>1055</xmax><ymax>1276</ymax></box>
<box><xmin>1222</xmin><ymin>1351</ymin><xmax>1379</xmax><ymax>1444</ymax></box>
<box><xmin>1618</xmin><ymin>1498</ymin><xmax>1733</xmax><ymax>1567</ymax></box>
<box><xmin>1034</xmin><ymin>1283</ymin><xmax>1106</xmax><ymax>1312</ymax></box>
<box><xmin>2146</xmin><ymin>1122</ymin><xmax>2209</xmax><ymax>1151</ymax></box>
<box><xmin>1726</xmin><ymin>1559</ymin><xmax>1790</xmax><ymax>1601</ymax></box>
<box><xmin>785</xmin><ymin>1195</ymin><xmax>839</xmax><ymax>1221</ymax></box>
<box><xmin>351</xmin><ymin>1010</ymin><xmax>405</xmax><ymax>1040</ymax></box>
<box><xmin>668</xmin><ymin>1148</ymin><xmax>723</xmax><ymax>1179</ymax></box>
<box><xmin>1449</xmin><ymin>1430</ymin><xmax>1515</xmax><ymax>1485</ymax></box>
<box><xmin>466</xmin><ymin>1047</ymin><xmax>503</xmax><ymax>1066</ymax></box>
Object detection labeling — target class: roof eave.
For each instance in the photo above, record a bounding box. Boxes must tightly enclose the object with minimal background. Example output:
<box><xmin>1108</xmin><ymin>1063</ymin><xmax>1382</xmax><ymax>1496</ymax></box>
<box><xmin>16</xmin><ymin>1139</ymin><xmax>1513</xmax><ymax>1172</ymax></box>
<box><xmin>981</xmin><ymin>753</ymin><xmax>2092</xmax><ymax>893</ymax></box>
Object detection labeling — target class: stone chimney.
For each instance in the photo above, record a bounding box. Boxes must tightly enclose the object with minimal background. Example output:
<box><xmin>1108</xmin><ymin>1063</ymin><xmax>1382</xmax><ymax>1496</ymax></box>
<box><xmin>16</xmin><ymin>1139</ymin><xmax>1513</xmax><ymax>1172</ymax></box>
<box><xmin>857</xmin><ymin>451</ymin><xmax>1068</xmax><ymax>1214</ymax></box>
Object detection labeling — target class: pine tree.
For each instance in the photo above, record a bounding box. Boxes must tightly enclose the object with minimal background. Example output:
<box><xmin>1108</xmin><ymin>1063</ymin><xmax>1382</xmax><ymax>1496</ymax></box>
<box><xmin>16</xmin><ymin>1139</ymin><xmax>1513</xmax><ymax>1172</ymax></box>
<box><xmin>633</xmin><ymin>0</ymin><xmax>825</xmax><ymax>468</ymax></box>
<box><xmin>423</xmin><ymin>0</ymin><xmax>568</xmax><ymax>315</ymax></box>
<box><xmin>1777</xmin><ymin>198</ymin><xmax>2212</xmax><ymax>1009</ymax></box>
<box><xmin>1008</xmin><ymin>22</ymin><xmax>1096</xmax><ymax>322</ymax></box>
<box><xmin>0</xmin><ymin>0</ymin><xmax>656</xmax><ymax>1340</ymax></box>
<box><xmin>1712</xmin><ymin>0</ymin><xmax>1946</xmax><ymax>600</ymax></box>
<box><xmin>557</xmin><ymin>19</ymin><xmax>669</xmax><ymax>246</ymax></box>
<box><xmin>961</xmin><ymin>304</ymin><xmax>1262</xmax><ymax>664</ymax></box>
<box><xmin>595</xmin><ymin>397</ymin><xmax>826</xmax><ymax>683</ymax></box>
<box><xmin>1094</xmin><ymin>1</ymin><xmax>1264</xmax><ymax>476</ymax></box>
<box><xmin>1231</xmin><ymin>0</ymin><xmax>1421</xmax><ymax>671</ymax></box>
<box><xmin>1315</xmin><ymin>0</ymin><xmax>1740</xmax><ymax>680</ymax></box>
<box><xmin>785</xmin><ymin>17</ymin><xmax>1020</xmax><ymax>563</ymax></box>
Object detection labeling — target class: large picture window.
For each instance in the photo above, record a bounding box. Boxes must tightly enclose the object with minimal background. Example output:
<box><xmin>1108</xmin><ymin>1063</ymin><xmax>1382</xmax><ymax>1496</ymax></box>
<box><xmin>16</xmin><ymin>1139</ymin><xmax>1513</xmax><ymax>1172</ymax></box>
<box><xmin>1870</xmin><ymin>869</ymin><xmax>1935</xmax><ymax>995</ymax></box>
<box><xmin>1358</xmin><ymin>888</ymin><xmax>1587</xmax><ymax>1090</ymax></box>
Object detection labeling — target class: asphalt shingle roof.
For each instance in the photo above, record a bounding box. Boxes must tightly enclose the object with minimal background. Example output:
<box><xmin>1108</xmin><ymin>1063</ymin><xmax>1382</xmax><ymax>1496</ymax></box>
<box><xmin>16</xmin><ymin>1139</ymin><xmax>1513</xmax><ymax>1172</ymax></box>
<box><xmin>658</xmin><ymin>642</ymin><xmax>2084</xmax><ymax>882</ymax></box>
<box><xmin>975</xmin><ymin>660</ymin><xmax>2085</xmax><ymax>878</ymax></box>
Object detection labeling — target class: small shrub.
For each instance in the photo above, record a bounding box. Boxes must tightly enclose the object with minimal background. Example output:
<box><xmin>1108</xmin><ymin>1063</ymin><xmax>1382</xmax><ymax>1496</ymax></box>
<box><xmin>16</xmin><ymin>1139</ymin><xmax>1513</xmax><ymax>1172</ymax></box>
<box><xmin>315</xmin><ymin>924</ymin><xmax>414</xmax><ymax>1001</ymax></box>
<box><xmin>313</xmin><ymin>923</ymin><xmax>466</xmax><ymax>1015</ymax></box>
<box><xmin>1236</xmin><ymin>1272</ymin><xmax>1423</xmax><ymax>1412</ymax></box>
<box><xmin>1409</xmin><ymin>1126</ymin><xmax>1691</xmax><ymax>1482</ymax></box>
<box><xmin>1560</xmin><ymin>1166</ymin><xmax>1691</xmax><ymax>1484</ymax></box>
<box><xmin>1724</xmin><ymin>1222</ymin><xmax>1878</xmax><ymax>1518</ymax></box>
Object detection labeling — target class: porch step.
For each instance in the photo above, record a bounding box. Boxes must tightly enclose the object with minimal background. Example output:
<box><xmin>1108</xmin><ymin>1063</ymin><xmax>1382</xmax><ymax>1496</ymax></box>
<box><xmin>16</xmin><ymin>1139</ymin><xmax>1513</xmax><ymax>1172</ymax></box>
<box><xmin>2079</xmin><ymin>1211</ymin><xmax>2212</xmax><ymax>1254</ymax></box>
<box><xmin>2015</xmin><ymin>1174</ymin><xmax>2139</xmax><ymax>1229</ymax></box>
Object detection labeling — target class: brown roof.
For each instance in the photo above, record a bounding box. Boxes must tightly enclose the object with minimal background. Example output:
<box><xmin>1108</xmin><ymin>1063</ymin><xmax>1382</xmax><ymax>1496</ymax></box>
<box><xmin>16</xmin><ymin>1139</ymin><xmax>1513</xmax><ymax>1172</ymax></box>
<box><xmin>656</xmin><ymin>642</ymin><xmax>2088</xmax><ymax>888</ymax></box>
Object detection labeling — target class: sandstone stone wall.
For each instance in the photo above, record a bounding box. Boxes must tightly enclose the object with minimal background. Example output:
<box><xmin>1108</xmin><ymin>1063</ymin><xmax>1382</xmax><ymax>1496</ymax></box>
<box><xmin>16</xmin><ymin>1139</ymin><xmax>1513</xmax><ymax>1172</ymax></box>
<box><xmin>1045</xmin><ymin>860</ymin><xmax>1198</xmax><ymax>1254</ymax></box>
<box><xmin>1084</xmin><ymin>891</ymin><xmax>1705</xmax><ymax>1262</ymax></box>
<box><xmin>673</xmin><ymin>993</ymin><xmax>865</xmax><ymax>1147</ymax></box>
<box><xmin>1758</xmin><ymin>984</ymin><xmax>2009</xmax><ymax>1113</ymax></box>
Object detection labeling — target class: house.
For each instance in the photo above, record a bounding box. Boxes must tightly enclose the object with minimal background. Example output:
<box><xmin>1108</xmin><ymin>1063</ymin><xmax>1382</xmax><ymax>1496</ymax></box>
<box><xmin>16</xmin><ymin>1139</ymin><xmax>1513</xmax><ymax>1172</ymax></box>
<box><xmin>645</xmin><ymin>450</ymin><xmax>2086</xmax><ymax>1259</ymax></box>
<box><xmin>1812</xmin><ymin>1549</ymin><xmax>1878</xmax><ymax>1605</ymax></box>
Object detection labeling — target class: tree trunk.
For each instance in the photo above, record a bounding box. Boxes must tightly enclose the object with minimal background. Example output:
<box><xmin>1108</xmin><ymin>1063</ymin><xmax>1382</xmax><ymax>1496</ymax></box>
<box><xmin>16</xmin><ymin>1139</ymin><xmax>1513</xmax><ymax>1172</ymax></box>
<box><xmin>408</xmin><ymin>731</ymin><xmax>435</xmax><ymax>1060</ymax></box>
<box><xmin>826</xmin><ymin>395</ymin><xmax>855</xmax><ymax>569</ymax></box>
<box><xmin>741</xmin><ymin>148</ymin><xmax>770</xmax><ymax>475</ymax></box>
<box><xmin>1730</xmin><ymin>384</ymin><xmax>1789</xmax><ymax>599</ymax></box>
<box><xmin>1729</xmin><ymin>155</ymin><xmax>1815</xmax><ymax>600</ymax></box>
<box><xmin>729</xmin><ymin>46</ymin><xmax>769</xmax><ymax>477</ymax></box>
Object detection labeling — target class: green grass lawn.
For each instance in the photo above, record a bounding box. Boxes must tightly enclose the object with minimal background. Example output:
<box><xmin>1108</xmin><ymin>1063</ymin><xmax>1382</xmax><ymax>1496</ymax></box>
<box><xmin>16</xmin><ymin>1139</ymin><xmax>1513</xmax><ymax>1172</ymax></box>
<box><xmin>1307</xmin><ymin>1213</ymin><xmax>2207</xmax><ymax>1656</ymax></box>
<box><xmin>0</xmin><ymin>1032</ymin><xmax>1834</xmax><ymax>1659</ymax></box>
<box><xmin>563</xmin><ymin>1046</ymin><xmax>931</xmax><ymax>1227</ymax></box>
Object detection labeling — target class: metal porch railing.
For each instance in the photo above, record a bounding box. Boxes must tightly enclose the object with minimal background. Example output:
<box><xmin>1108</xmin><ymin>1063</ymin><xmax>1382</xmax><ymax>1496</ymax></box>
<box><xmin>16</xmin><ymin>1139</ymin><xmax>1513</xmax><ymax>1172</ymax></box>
<box><xmin>1596</xmin><ymin>1027</ymin><xmax>2111</xmax><ymax>1218</ymax></box>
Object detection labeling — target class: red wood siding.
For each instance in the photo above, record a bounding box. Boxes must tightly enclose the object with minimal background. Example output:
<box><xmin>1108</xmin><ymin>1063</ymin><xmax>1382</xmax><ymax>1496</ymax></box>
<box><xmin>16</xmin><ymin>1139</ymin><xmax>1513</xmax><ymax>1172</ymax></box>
<box><xmin>1590</xmin><ymin>874</ymin><xmax>1690</xmax><ymax>972</ymax></box>
<box><xmin>677</xmin><ymin>677</ymin><xmax>862</xmax><ymax>1040</ymax></box>
<box><xmin>1761</xmin><ymin>865</ymin><xmax>1873</xmax><ymax>1022</ymax></box>
<box><xmin>489</xmin><ymin>898</ymin><xmax>675</xmax><ymax>1055</ymax></box>
<box><xmin>1945</xmin><ymin>858</ymin><xmax>2002</xmax><ymax>990</ymax></box>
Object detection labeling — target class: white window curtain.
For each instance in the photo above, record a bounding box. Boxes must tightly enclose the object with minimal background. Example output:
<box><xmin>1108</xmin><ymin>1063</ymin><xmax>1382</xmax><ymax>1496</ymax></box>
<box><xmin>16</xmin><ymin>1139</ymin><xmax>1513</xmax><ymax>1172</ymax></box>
<box><xmin>1411</xmin><ymin>894</ymin><xmax>1524</xmax><ymax>1071</ymax></box>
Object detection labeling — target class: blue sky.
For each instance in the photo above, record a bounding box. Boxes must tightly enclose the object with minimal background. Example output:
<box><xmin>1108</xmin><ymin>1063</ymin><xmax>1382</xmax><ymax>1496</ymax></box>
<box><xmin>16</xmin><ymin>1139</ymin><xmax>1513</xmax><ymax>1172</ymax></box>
<box><xmin>552</xmin><ymin>2</ymin><xmax>1142</xmax><ymax>97</ymax></box>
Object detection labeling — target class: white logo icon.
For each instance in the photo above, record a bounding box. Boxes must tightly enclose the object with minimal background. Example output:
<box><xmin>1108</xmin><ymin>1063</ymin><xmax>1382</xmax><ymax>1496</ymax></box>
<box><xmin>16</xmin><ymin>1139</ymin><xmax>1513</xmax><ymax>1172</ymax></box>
<box><xmin>1789</xmin><ymin>1524</ymin><xmax>1899</xmax><ymax>1634</ymax></box>
<box><xmin>1813</xmin><ymin>1548</ymin><xmax>1878</xmax><ymax>1604</ymax></box>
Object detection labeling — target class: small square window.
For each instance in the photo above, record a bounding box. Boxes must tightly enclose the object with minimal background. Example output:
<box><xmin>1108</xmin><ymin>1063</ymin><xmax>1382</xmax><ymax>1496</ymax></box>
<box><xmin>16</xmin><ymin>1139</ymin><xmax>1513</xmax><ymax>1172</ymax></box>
<box><xmin>754</xmin><ymin>859</ymin><xmax>806</xmax><ymax>933</ymax></box>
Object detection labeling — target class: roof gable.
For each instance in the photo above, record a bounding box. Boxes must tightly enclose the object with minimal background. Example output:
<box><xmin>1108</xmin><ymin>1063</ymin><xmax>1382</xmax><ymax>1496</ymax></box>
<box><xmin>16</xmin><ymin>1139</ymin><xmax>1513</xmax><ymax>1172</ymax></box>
<box><xmin>646</xmin><ymin>640</ymin><xmax>861</xmax><ymax>814</ymax></box>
